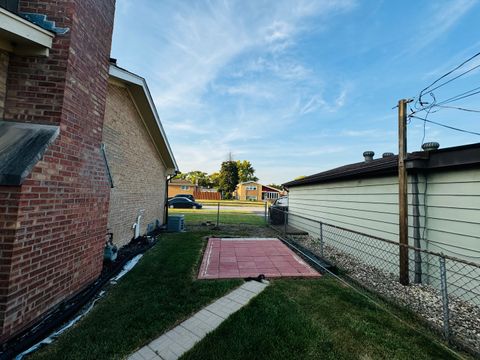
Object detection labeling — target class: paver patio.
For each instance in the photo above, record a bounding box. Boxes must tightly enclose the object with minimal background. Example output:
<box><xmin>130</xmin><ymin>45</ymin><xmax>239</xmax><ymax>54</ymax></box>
<box><xmin>198</xmin><ymin>237</ymin><xmax>320</xmax><ymax>279</ymax></box>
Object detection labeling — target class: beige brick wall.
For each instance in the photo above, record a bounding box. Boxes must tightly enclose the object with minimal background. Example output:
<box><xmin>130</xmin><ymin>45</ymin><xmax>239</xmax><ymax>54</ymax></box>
<box><xmin>0</xmin><ymin>50</ymin><xmax>9</xmax><ymax>118</ymax></box>
<box><xmin>236</xmin><ymin>182</ymin><xmax>262</xmax><ymax>201</ymax></box>
<box><xmin>103</xmin><ymin>83</ymin><xmax>167</xmax><ymax>247</ymax></box>
<box><xmin>168</xmin><ymin>184</ymin><xmax>195</xmax><ymax>197</ymax></box>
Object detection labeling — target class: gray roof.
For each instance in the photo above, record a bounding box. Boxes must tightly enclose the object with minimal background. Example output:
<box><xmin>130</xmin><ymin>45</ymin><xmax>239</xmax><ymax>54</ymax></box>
<box><xmin>0</xmin><ymin>120</ymin><xmax>59</xmax><ymax>185</ymax></box>
<box><xmin>284</xmin><ymin>142</ymin><xmax>480</xmax><ymax>188</ymax></box>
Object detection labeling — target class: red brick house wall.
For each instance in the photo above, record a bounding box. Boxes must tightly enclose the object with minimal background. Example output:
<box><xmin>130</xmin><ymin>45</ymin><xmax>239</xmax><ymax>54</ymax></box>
<box><xmin>0</xmin><ymin>0</ymin><xmax>116</xmax><ymax>341</ymax></box>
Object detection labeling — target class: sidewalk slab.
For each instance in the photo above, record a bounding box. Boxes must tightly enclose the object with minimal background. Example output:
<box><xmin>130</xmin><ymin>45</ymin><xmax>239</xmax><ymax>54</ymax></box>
<box><xmin>128</xmin><ymin>280</ymin><xmax>269</xmax><ymax>360</ymax></box>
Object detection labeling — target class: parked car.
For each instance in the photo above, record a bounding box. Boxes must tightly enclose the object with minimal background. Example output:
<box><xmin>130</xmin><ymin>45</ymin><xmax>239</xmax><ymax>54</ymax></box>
<box><xmin>174</xmin><ymin>194</ymin><xmax>195</xmax><ymax>202</ymax></box>
<box><xmin>168</xmin><ymin>197</ymin><xmax>202</xmax><ymax>209</ymax></box>
<box><xmin>269</xmin><ymin>196</ymin><xmax>288</xmax><ymax>225</ymax></box>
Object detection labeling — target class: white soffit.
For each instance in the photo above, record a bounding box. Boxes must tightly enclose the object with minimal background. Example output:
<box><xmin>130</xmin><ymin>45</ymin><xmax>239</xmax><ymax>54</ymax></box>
<box><xmin>0</xmin><ymin>7</ymin><xmax>54</xmax><ymax>56</ymax></box>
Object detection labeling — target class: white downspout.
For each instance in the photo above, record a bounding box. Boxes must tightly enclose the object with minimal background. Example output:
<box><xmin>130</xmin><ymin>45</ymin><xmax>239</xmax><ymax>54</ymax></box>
<box><xmin>132</xmin><ymin>209</ymin><xmax>145</xmax><ymax>239</ymax></box>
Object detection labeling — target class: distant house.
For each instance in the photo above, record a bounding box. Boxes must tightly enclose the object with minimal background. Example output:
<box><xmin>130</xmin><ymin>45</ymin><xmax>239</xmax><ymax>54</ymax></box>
<box><xmin>168</xmin><ymin>179</ymin><xmax>196</xmax><ymax>197</ymax></box>
<box><xmin>235</xmin><ymin>181</ymin><xmax>283</xmax><ymax>202</ymax></box>
<box><xmin>168</xmin><ymin>179</ymin><xmax>221</xmax><ymax>200</ymax></box>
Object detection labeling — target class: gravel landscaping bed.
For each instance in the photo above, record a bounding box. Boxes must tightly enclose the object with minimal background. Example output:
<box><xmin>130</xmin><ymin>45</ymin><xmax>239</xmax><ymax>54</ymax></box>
<box><xmin>291</xmin><ymin>234</ymin><xmax>480</xmax><ymax>355</ymax></box>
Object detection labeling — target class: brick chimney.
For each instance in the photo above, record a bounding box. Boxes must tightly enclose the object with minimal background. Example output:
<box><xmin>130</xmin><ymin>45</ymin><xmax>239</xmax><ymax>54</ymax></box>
<box><xmin>0</xmin><ymin>0</ymin><xmax>115</xmax><ymax>341</ymax></box>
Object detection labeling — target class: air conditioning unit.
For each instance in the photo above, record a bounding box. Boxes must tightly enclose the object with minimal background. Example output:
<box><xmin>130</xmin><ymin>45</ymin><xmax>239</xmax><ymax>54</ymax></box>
<box><xmin>167</xmin><ymin>215</ymin><xmax>185</xmax><ymax>232</ymax></box>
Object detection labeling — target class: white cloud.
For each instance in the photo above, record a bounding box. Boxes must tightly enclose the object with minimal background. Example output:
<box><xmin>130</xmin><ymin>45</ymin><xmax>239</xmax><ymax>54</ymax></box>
<box><xmin>214</xmin><ymin>83</ymin><xmax>274</xmax><ymax>99</ymax></box>
<box><xmin>150</xmin><ymin>0</ymin><xmax>356</xmax><ymax>111</ymax></box>
<box><xmin>115</xmin><ymin>0</ymin><xmax>358</xmax><ymax>179</ymax></box>
<box><xmin>404</xmin><ymin>0</ymin><xmax>477</xmax><ymax>55</ymax></box>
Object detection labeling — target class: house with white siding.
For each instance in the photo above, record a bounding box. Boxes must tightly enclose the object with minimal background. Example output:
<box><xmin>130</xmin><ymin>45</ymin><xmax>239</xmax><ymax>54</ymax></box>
<box><xmin>283</xmin><ymin>143</ymin><xmax>480</xmax><ymax>293</ymax></box>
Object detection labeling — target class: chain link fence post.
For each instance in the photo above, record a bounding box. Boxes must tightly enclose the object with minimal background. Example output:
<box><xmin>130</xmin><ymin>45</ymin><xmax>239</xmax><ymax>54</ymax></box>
<box><xmin>216</xmin><ymin>202</ymin><xmax>220</xmax><ymax>227</ymax></box>
<box><xmin>319</xmin><ymin>222</ymin><xmax>324</xmax><ymax>258</ymax></box>
<box><xmin>283</xmin><ymin>210</ymin><xmax>287</xmax><ymax>237</ymax></box>
<box><xmin>439</xmin><ymin>255</ymin><xmax>450</xmax><ymax>342</ymax></box>
<box><xmin>264</xmin><ymin>202</ymin><xmax>268</xmax><ymax>224</ymax></box>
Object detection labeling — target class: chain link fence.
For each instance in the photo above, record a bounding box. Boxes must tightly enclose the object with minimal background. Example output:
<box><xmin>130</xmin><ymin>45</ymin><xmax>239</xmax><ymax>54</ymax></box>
<box><xmin>168</xmin><ymin>201</ymin><xmax>269</xmax><ymax>227</ymax></box>
<box><xmin>269</xmin><ymin>208</ymin><xmax>480</xmax><ymax>356</ymax></box>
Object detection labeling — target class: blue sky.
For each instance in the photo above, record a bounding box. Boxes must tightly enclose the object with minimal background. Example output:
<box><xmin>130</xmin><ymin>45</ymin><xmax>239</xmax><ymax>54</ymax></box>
<box><xmin>111</xmin><ymin>0</ymin><xmax>480</xmax><ymax>184</ymax></box>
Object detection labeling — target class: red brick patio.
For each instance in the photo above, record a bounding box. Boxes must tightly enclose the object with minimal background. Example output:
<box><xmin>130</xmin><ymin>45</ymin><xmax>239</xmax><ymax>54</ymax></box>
<box><xmin>198</xmin><ymin>238</ymin><xmax>320</xmax><ymax>279</ymax></box>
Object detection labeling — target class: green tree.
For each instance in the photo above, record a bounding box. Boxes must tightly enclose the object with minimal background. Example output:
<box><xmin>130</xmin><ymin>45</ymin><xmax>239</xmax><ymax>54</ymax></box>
<box><xmin>219</xmin><ymin>161</ymin><xmax>239</xmax><ymax>199</ymax></box>
<box><xmin>183</xmin><ymin>171</ymin><xmax>209</xmax><ymax>186</ymax></box>
<box><xmin>267</xmin><ymin>183</ymin><xmax>283</xmax><ymax>190</ymax></box>
<box><xmin>208</xmin><ymin>172</ymin><xmax>221</xmax><ymax>188</ymax></box>
<box><xmin>236</xmin><ymin>160</ymin><xmax>258</xmax><ymax>183</ymax></box>
<box><xmin>176</xmin><ymin>172</ymin><xmax>188</xmax><ymax>180</ymax></box>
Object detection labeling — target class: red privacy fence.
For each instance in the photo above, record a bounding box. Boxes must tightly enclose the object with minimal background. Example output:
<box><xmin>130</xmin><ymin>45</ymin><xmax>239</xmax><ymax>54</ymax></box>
<box><xmin>194</xmin><ymin>191</ymin><xmax>221</xmax><ymax>200</ymax></box>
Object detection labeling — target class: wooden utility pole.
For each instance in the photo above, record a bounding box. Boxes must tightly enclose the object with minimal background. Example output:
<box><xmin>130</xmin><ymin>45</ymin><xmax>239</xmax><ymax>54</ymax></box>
<box><xmin>398</xmin><ymin>99</ymin><xmax>409</xmax><ymax>285</ymax></box>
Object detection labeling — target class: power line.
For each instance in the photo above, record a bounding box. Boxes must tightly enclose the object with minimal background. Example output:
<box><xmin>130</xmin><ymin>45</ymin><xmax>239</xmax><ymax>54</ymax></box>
<box><xmin>418</xmin><ymin>51</ymin><xmax>480</xmax><ymax>104</ymax></box>
<box><xmin>409</xmin><ymin>115</ymin><xmax>480</xmax><ymax>136</ymax></box>
<box><xmin>433</xmin><ymin>105</ymin><xmax>480</xmax><ymax>113</ymax></box>
<box><xmin>410</xmin><ymin>86</ymin><xmax>480</xmax><ymax>116</ymax></box>
<box><xmin>427</xmin><ymin>63</ymin><xmax>480</xmax><ymax>95</ymax></box>
<box><xmin>421</xmin><ymin>93</ymin><xmax>436</xmax><ymax>145</ymax></box>
<box><xmin>438</xmin><ymin>87</ymin><xmax>480</xmax><ymax>106</ymax></box>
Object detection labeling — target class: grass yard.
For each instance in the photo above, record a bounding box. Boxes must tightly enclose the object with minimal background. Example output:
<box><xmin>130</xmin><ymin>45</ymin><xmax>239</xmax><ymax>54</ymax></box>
<box><xmin>182</xmin><ymin>278</ymin><xmax>460</xmax><ymax>360</ymax></box>
<box><xmin>169</xmin><ymin>208</ymin><xmax>266</xmax><ymax>226</ymax></box>
<box><xmin>198</xmin><ymin>199</ymin><xmax>266</xmax><ymax>207</ymax></box>
<box><xmin>29</xmin><ymin>229</ymin><xmax>463</xmax><ymax>360</ymax></box>
<box><xmin>29</xmin><ymin>232</ymin><xmax>241</xmax><ymax>360</ymax></box>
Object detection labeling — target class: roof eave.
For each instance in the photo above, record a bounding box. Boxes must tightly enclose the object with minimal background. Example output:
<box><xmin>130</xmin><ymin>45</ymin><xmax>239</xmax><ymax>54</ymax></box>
<box><xmin>108</xmin><ymin>65</ymin><xmax>178</xmax><ymax>173</ymax></box>
<box><xmin>0</xmin><ymin>7</ymin><xmax>54</xmax><ymax>56</ymax></box>
<box><xmin>284</xmin><ymin>142</ymin><xmax>480</xmax><ymax>188</ymax></box>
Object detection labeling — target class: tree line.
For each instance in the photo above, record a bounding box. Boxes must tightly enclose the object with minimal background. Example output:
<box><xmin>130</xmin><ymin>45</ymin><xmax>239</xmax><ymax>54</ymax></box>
<box><xmin>177</xmin><ymin>160</ymin><xmax>282</xmax><ymax>199</ymax></box>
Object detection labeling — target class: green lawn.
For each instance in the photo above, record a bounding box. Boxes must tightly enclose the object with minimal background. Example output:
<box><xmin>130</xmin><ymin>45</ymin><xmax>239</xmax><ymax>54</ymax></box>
<box><xmin>29</xmin><ymin>232</ymin><xmax>241</xmax><ymax>360</ymax></box>
<box><xmin>29</xmin><ymin>229</ymin><xmax>463</xmax><ymax>360</ymax></box>
<box><xmin>169</xmin><ymin>208</ymin><xmax>266</xmax><ymax>226</ymax></box>
<box><xmin>198</xmin><ymin>199</ymin><xmax>266</xmax><ymax>207</ymax></box>
<box><xmin>182</xmin><ymin>278</ymin><xmax>460</xmax><ymax>360</ymax></box>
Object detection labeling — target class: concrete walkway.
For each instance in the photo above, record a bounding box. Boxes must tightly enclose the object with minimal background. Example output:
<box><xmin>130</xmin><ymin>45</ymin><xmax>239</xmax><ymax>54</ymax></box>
<box><xmin>128</xmin><ymin>280</ymin><xmax>269</xmax><ymax>360</ymax></box>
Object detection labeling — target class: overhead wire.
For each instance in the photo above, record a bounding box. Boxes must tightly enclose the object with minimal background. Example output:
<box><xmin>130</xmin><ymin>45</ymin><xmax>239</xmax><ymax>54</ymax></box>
<box><xmin>409</xmin><ymin>115</ymin><xmax>480</xmax><ymax>136</ymax></box>
<box><xmin>418</xmin><ymin>51</ymin><xmax>480</xmax><ymax>105</ymax></box>
<box><xmin>437</xmin><ymin>88</ymin><xmax>480</xmax><ymax>105</ymax></box>
<box><xmin>426</xmin><ymin>63</ymin><xmax>480</xmax><ymax>95</ymax></box>
<box><xmin>407</xmin><ymin>51</ymin><xmax>480</xmax><ymax>143</ymax></box>
<box><xmin>432</xmin><ymin>105</ymin><xmax>480</xmax><ymax>113</ymax></box>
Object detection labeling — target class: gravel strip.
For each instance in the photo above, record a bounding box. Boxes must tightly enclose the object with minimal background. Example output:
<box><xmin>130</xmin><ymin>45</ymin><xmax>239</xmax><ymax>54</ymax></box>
<box><xmin>291</xmin><ymin>234</ymin><xmax>480</xmax><ymax>354</ymax></box>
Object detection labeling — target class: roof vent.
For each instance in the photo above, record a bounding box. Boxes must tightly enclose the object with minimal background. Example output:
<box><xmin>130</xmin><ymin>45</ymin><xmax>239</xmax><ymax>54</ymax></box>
<box><xmin>363</xmin><ymin>151</ymin><xmax>375</xmax><ymax>162</ymax></box>
<box><xmin>382</xmin><ymin>152</ymin><xmax>394</xmax><ymax>158</ymax></box>
<box><xmin>421</xmin><ymin>142</ymin><xmax>440</xmax><ymax>152</ymax></box>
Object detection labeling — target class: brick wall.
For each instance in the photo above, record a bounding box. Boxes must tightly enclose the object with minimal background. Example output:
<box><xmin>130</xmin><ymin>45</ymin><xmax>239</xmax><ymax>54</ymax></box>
<box><xmin>236</xmin><ymin>183</ymin><xmax>262</xmax><ymax>201</ymax></box>
<box><xmin>103</xmin><ymin>83</ymin><xmax>167</xmax><ymax>247</ymax></box>
<box><xmin>0</xmin><ymin>0</ymin><xmax>115</xmax><ymax>341</ymax></box>
<box><xmin>0</xmin><ymin>50</ymin><xmax>8</xmax><ymax>118</ymax></box>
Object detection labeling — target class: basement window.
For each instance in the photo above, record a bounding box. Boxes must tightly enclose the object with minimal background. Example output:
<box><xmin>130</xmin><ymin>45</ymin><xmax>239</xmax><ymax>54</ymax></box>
<box><xmin>101</xmin><ymin>143</ymin><xmax>114</xmax><ymax>188</ymax></box>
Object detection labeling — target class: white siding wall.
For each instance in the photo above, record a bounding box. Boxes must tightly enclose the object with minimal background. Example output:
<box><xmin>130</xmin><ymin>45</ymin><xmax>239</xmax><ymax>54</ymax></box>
<box><xmin>422</xmin><ymin>169</ymin><xmax>480</xmax><ymax>256</ymax></box>
<box><xmin>289</xmin><ymin>169</ymin><xmax>480</xmax><ymax>261</ymax></box>
<box><xmin>288</xmin><ymin>169</ymin><xmax>480</xmax><ymax>300</ymax></box>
